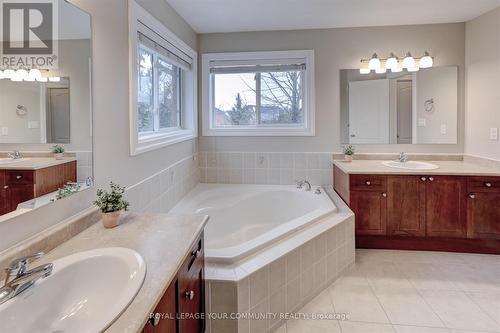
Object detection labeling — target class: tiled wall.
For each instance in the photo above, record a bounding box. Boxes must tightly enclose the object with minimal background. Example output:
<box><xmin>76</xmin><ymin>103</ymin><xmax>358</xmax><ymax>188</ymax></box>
<box><xmin>199</xmin><ymin>152</ymin><xmax>333</xmax><ymax>185</ymax></box>
<box><xmin>206</xmin><ymin>217</ymin><xmax>356</xmax><ymax>333</ymax></box>
<box><xmin>125</xmin><ymin>154</ymin><xmax>199</xmax><ymax>214</ymax></box>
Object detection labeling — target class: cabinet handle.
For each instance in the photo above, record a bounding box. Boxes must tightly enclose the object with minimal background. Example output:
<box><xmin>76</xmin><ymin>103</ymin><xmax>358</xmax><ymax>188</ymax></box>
<box><xmin>382</xmin><ymin>193</ymin><xmax>387</xmax><ymax>197</ymax></box>
<box><xmin>469</xmin><ymin>194</ymin><xmax>476</xmax><ymax>199</ymax></box>
<box><xmin>485</xmin><ymin>182</ymin><xmax>492</xmax><ymax>188</ymax></box>
<box><xmin>421</xmin><ymin>177</ymin><xmax>427</xmax><ymax>181</ymax></box>
<box><xmin>429</xmin><ymin>177</ymin><xmax>434</xmax><ymax>182</ymax></box>
<box><xmin>365</xmin><ymin>181</ymin><xmax>371</xmax><ymax>185</ymax></box>
<box><xmin>150</xmin><ymin>313</ymin><xmax>160</xmax><ymax>327</ymax></box>
<box><xmin>185</xmin><ymin>290</ymin><xmax>195</xmax><ymax>300</ymax></box>
<box><xmin>15</xmin><ymin>175</ymin><xmax>22</xmax><ymax>180</ymax></box>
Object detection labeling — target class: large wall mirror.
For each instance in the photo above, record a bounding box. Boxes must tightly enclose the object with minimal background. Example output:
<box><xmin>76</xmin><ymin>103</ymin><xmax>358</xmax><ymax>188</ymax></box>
<box><xmin>340</xmin><ymin>66</ymin><xmax>458</xmax><ymax>145</ymax></box>
<box><xmin>0</xmin><ymin>0</ymin><xmax>92</xmax><ymax>221</ymax></box>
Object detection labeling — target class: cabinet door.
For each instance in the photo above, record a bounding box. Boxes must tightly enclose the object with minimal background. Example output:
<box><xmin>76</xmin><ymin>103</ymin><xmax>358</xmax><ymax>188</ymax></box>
<box><xmin>9</xmin><ymin>185</ymin><xmax>34</xmax><ymax>211</ymax></box>
<box><xmin>467</xmin><ymin>192</ymin><xmax>500</xmax><ymax>240</ymax></box>
<box><xmin>426</xmin><ymin>176</ymin><xmax>467</xmax><ymax>238</ymax></box>
<box><xmin>387</xmin><ymin>176</ymin><xmax>426</xmax><ymax>237</ymax></box>
<box><xmin>0</xmin><ymin>171</ymin><xmax>10</xmax><ymax>215</ymax></box>
<box><xmin>350</xmin><ymin>190</ymin><xmax>387</xmax><ymax>236</ymax></box>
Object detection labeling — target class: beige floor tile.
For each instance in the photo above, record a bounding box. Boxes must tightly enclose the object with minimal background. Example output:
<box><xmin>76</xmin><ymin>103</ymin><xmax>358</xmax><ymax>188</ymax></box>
<box><xmin>286</xmin><ymin>318</ymin><xmax>341</xmax><ymax>333</ymax></box>
<box><xmin>374</xmin><ymin>288</ymin><xmax>444</xmax><ymax>327</ymax></box>
<box><xmin>420</xmin><ymin>290</ymin><xmax>500</xmax><ymax>332</ymax></box>
<box><xmin>340</xmin><ymin>321</ymin><xmax>395</xmax><ymax>333</ymax></box>
<box><xmin>439</xmin><ymin>264</ymin><xmax>500</xmax><ymax>293</ymax></box>
<box><xmin>362</xmin><ymin>261</ymin><xmax>415</xmax><ymax>291</ymax></box>
<box><xmin>398</xmin><ymin>262</ymin><xmax>460</xmax><ymax>291</ymax></box>
<box><xmin>300</xmin><ymin>290</ymin><xmax>335</xmax><ymax>314</ymax></box>
<box><xmin>273</xmin><ymin>324</ymin><xmax>286</xmax><ymax>333</ymax></box>
<box><xmin>329</xmin><ymin>282</ymin><xmax>390</xmax><ymax>323</ymax></box>
<box><xmin>394</xmin><ymin>325</ymin><xmax>451</xmax><ymax>333</ymax></box>
<box><xmin>467</xmin><ymin>291</ymin><xmax>500</xmax><ymax>326</ymax></box>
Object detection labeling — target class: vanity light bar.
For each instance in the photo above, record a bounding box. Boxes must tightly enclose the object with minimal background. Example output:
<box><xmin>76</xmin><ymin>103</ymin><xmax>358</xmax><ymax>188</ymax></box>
<box><xmin>0</xmin><ymin>68</ymin><xmax>61</xmax><ymax>82</ymax></box>
<box><xmin>359</xmin><ymin>51</ymin><xmax>434</xmax><ymax>74</ymax></box>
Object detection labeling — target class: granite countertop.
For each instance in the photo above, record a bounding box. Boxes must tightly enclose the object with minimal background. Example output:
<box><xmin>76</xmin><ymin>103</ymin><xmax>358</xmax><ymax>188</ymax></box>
<box><xmin>34</xmin><ymin>212</ymin><xmax>209</xmax><ymax>333</ymax></box>
<box><xmin>0</xmin><ymin>157</ymin><xmax>77</xmax><ymax>170</ymax></box>
<box><xmin>333</xmin><ymin>159</ymin><xmax>500</xmax><ymax>176</ymax></box>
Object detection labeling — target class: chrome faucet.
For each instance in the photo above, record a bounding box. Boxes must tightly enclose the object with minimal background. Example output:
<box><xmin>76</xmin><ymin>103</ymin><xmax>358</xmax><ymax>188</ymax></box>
<box><xmin>398</xmin><ymin>152</ymin><xmax>409</xmax><ymax>163</ymax></box>
<box><xmin>7</xmin><ymin>150</ymin><xmax>22</xmax><ymax>159</ymax></box>
<box><xmin>296</xmin><ymin>180</ymin><xmax>312</xmax><ymax>191</ymax></box>
<box><xmin>0</xmin><ymin>252</ymin><xmax>53</xmax><ymax>305</ymax></box>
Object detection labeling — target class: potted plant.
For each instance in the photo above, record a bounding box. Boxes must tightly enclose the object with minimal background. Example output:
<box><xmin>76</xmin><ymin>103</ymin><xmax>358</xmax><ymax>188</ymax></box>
<box><xmin>52</xmin><ymin>145</ymin><xmax>65</xmax><ymax>160</ymax></box>
<box><xmin>93</xmin><ymin>182</ymin><xmax>130</xmax><ymax>229</ymax></box>
<box><xmin>343</xmin><ymin>145</ymin><xmax>355</xmax><ymax>162</ymax></box>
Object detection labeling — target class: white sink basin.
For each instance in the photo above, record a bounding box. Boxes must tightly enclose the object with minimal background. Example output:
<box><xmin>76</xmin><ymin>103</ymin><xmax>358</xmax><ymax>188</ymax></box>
<box><xmin>0</xmin><ymin>247</ymin><xmax>146</xmax><ymax>333</ymax></box>
<box><xmin>0</xmin><ymin>158</ymin><xmax>30</xmax><ymax>165</ymax></box>
<box><xmin>382</xmin><ymin>160</ymin><xmax>439</xmax><ymax>170</ymax></box>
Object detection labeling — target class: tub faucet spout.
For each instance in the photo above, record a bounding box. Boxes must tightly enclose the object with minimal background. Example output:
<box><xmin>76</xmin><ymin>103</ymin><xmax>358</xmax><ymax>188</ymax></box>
<box><xmin>296</xmin><ymin>180</ymin><xmax>312</xmax><ymax>191</ymax></box>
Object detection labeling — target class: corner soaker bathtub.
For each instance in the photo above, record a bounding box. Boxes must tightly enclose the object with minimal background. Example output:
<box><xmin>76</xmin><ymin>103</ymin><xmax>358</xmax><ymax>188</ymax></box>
<box><xmin>170</xmin><ymin>183</ymin><xmax>337</xmax><ymax>263</ymax></box>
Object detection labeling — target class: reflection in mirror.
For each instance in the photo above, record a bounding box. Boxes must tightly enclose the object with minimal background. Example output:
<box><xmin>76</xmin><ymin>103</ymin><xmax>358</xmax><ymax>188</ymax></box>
<box><xmin>0</xmin><ymin>0</ymin><xmax>92</xmax><ymax>221</ymax></box>
<box><xmin>340</xmin><ymin>66</ymin><xmax>458</xmax><ymax>145</ymax></box>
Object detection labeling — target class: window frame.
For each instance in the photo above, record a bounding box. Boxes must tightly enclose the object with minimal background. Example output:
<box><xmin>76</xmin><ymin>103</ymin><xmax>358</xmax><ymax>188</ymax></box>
<box><xmin>202</xmin><ymin>50</ymin><xmax>315</xmax><ymax>137</ymax></box>
<box><xmin>129</xmin><ymin>1</ymin><xmax>197</xmax><ymax>156</ymax></box>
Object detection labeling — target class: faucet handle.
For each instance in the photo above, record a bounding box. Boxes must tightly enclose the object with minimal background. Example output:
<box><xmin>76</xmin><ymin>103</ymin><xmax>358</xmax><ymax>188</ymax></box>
<box><xmin>8</xmin><ymin>252</ymin><xmax>44</xmax><ymax>273</ymax></box>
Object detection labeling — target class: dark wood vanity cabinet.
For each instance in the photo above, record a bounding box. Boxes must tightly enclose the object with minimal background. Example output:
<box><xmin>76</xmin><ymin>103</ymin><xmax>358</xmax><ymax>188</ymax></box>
<box><xmin>0</xmin><ymin>161</ymin><xmax>76</xmax><ymax>214</ymax></box>
<box><xmin>143</xmin><ymin>233</ymin><xmax>205</xmax><ymax>333</ymax></box>
<box><xmin>334</xmin><ymin>165</ymin><xmax>500</xmax><ymax>253</ymax></box>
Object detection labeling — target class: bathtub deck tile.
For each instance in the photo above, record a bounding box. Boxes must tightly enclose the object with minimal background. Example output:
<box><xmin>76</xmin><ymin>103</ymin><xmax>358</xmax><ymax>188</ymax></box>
<box><xmin>249</xmin><ymin>266</ymin><xmax>270</xmax><ymax>308</ymax></box>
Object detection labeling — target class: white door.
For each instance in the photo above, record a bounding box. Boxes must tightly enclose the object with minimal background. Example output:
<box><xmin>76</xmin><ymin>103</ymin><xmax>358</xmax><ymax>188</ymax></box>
<box><xmin>348</xmin><ymin>79</ymin><xmax>390</xmax><ymax>144</ymax></box>
<box><xmin>47</xmin><ymin>88</ymin><xmax>70</xmax><ymax>143</ymax></box>
<box><xmin>396</xmin><ymin>80</ymin><xmax>413</xmax><ymax>144</ymax></box>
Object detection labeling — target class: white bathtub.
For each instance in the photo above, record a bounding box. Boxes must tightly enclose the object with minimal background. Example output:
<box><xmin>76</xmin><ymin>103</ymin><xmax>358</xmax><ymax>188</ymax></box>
<box><xmin>170</xmin><ymin>184</ymin><xmax>337</xmax><ymax>263</ymax></box>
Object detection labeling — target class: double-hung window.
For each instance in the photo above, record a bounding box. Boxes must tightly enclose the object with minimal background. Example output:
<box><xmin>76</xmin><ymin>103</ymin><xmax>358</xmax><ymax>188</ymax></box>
<box><xmin>129</xmin><ymin>2</ymin><xmax>197</xmax><ymax>155</ymax></box>
<box><xmin>202</xmin><ymin>50</ymin><xmax>315</xmax><ymax>136</ymax></box>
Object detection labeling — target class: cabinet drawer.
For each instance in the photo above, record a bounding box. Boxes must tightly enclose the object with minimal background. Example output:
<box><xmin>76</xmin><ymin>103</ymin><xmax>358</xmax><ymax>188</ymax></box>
<box><xmin>468</xmin><ymin>177</ymin><xmax>500</xmax><ymax>193</ymax></box>
<box><xmin>7</xmin><ymin>170</ymin><xmax>34</xmax><ymax>185</ymax></box>
<box><xmin>350</xmin><ymin>175</ymin><xmax>386</xmax><ymax>191</ymax></box>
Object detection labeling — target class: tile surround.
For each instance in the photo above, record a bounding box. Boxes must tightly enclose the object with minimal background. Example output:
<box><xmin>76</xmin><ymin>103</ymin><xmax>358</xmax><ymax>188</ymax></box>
<box><xmin>199</xmin><ymin>152</ymin><xmax>333</xmax><ymax>185</ymax></box>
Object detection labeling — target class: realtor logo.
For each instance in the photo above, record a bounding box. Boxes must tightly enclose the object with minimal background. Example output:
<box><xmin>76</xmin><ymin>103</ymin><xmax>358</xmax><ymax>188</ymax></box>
<box><xmin>0</xmin><ymin>0</ymin><xmax>58</xmax><ymax>69</ymax></box>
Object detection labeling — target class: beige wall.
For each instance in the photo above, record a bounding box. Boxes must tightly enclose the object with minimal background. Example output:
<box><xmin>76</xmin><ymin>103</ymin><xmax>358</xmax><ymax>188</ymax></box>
<box><xmin>0</xmin><ymin>0</ymin><xmax>198</xmax><ymax>251</ymax></box>
<box><xmin>465</xmin><ymin>6</ymin><xmax>500</xmax><ymax>161</ymax></box>
<box><xmin>199</xmin><ymin>23</ymin><xmax>466</xmax><ymax>153</ymax></box>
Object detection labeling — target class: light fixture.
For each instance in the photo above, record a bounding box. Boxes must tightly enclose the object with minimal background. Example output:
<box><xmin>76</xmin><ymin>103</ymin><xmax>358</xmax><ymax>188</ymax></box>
<box><xmin>375</xmin><ymin>67</ymin><xmax>387</xmax><ymax>74</ymax></box>
<box><xmin>16</xmin><ymin>69</ymin><xmax>29</xmax><ymax>80</ymax></box>
<box><xmin>3</xmin><ymin>69</ymin><xmax>15</xmax><ymax>79</ymax></box>
<box><xmin>11</xmin><ymin>72</ymin><xmax>24</xmax><ymax>82</ymax></box>
<box><xmin>0</xmin><ymin>70</ymin><xmax>4</xmax><ymax>79</ymax></box>
<box><xmin>407</xmin><ymin>66</ymin><xmax>420</xmax><ymax>72</ymax></box>
<box><xmin>359</xmin><ymin>61</ymin><xmax>370</xmax><ymax>74</ymax></box>
<box><xmin>385</xmin><ymin>53</ymin><xmax>398</xmax><ymax>70</ymax></box>
<box><xmin>36</xmin><ymin>77</ymin><xmax>48</xmax><ymax>82</ymax></box>
<box><xmin>49</xmin><ymin>76</ymin><xmax>61</xmax><ymax>82</ymax></box>
<box><xmin>391</xmin><ymin>65</ymin><xmax>403</xmax><ymax>73</ymax></box>
<box><xmin>402</xmin><ymin>52</ymin><xmax>416</xmax><ymax>69</ymax></box>
<box><xmin>419</xmin><ymin>51</ymin><xmax>433</xmax><ymax>68</ymax></box>
<box><xmin>368</xmin><ymin>53</ymin><xmax>381</xmax><ymax>70</ymax></box>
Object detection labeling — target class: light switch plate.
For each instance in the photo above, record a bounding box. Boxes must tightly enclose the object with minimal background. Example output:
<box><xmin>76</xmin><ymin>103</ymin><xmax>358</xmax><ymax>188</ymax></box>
<box><xmin>440</xmin><ymin>124</ymin><xmax>447</xmax><ymax>135</ymax></box>
<box><xmin>490</xmin><ymin>128</ymin><xmax>499</xmax><ymax>141</ymax></box>
<box><xmin>1</xmin><ymin>127</ymin><xmax>8</xmax><ymax>136</ymax></box>
<box><xmin>418</xmin><ymin>118</ymin><xmax>426</xmax><ymax>127</ymax></box>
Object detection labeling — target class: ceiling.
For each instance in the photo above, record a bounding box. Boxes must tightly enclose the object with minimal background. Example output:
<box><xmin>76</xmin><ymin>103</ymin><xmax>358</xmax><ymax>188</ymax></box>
<box><xmin>165</xmin><ymin>0</ymin><xmax>500</xmax><ymax>33</ymax></box>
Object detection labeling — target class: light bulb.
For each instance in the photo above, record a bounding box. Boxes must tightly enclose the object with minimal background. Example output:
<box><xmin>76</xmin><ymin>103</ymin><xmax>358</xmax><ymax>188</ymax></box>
<box><xmin>49</xmin><ymin>76</ymin><xmax>61</xmax><ymax>82</ymax></box>
<box><xmin>36</xmin><ymin>76</ymin><xmax>48</xmax><ymax>82</ymax></box>
<box><xmin>419</xmin><ymin>51</ymin><xmax>433</xmax><ymax>68</ymax></box>
<box><xmin>11</xmin><ymin>71</ymin><xmax>24</xmax><ymax>82</ymax></box>
<box><xmin>0</xmin><ymin>70</ymin><xmax>4</xmax><ymax>79</ymax></box>
<box><xmin>407</xmin><ymin>66</ymin><xmax>420</xmax><ymax>72</ymax></box>
<box><xmin>26</xmin><ymin>69</ymin><xmax>42</xmax><ymax>81</ymax></box>
<box><xmin>402</xmin><ymin>52</ymin><xmax>416</xmax><ymax>69</ymax></box>
<box><xmin>385</xmin><ymin>53</ymin><xmax>398</xmax><ymax>70</ymax></box>
<box><xmin>391</xmin><ymin>65</ymin><xmax>403</xmax><ymax>73</ymax></box>
<box><xmin>16</xmin><ymin>69</ymin><xmax>29</xmax><ymax>80</ymax></box>
<box><xmin>375</xmin><ymin>67</ymin><xmax>387</xmax><ymax>74</ymax></box>
<box><xmin>368</xmin><ymin>53</ymin><xmax>381</xmax><ymax>70</ymax></box>
<box><xmin>360</xmin><ymin>68</ymin><xmax>370</xmax><ymax>74</ymax></box>
<box><xmin>3</xmin><ymin>69</ymin><xmax>15</xmax><ymax>79</ymax></box>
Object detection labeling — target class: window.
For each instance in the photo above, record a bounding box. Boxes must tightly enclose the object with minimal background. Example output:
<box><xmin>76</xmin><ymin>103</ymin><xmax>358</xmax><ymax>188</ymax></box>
<box><xmin>202</xmin><ymin>50</ymin><xmax>315</xmax><ymax>136</ymax></box>
<box><xmin>129</xmin><ymin>2</ymin><xmax>197</xmax><ymax>155</ymax></box>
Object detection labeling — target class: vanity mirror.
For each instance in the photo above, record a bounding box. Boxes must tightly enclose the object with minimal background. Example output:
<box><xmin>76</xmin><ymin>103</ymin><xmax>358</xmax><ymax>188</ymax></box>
<box><xmin>340</xmin><ymin>66</ymin><xmax>458</xmax><ymax>145</ymax></box>
<box><xmin>0</xmin><ymin>0</ymin><xmax>92</xmax><ymax>221</ymax></box>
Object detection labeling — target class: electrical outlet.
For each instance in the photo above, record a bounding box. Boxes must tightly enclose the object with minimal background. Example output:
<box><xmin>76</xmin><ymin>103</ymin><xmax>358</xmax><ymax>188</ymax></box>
<box><xmin>1</xmin><ymin>127</ymin><xmax>8</xmax><ymax>136</ymax></box>
<box><xmin>440</xmin><ymin>124</ymin><xmax>447</xmax><ymax>135</ymax></box>
<box><xmin>490</xmin><ymin>128</ymin><xmax>499</xmax><ymax>141</ymax></box>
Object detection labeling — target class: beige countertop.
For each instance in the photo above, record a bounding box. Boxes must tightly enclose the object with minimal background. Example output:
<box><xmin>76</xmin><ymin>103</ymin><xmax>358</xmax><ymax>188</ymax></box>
<box><xmin>34</xmin><ymin>212</ymin><xmax>209</xmax><ymax>333</ymax></box>
<box><xmin>333</xmin><ymin>159</ymin><xmax>500</xmax><ymax>176</ymax></box>
<box><xmin>0</xmin><ymin>157</ymin><xmax>77</xmax><ymax>170</ymax></box>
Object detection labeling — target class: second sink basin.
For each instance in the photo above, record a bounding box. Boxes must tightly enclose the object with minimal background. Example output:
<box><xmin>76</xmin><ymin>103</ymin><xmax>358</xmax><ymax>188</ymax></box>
<box><xmin>0</xmin><ymin>247</ymin><xmax>146</xmax><ymax>333</ymax></box>
<box><xmin>382</xmin><ymin>160</ymin><xmax>439</xmax><ymax>170</ymax></box>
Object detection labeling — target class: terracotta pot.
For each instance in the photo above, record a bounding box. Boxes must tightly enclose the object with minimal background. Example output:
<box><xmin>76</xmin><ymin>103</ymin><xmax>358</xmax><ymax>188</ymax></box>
<box><xmin>102</xmin><ymin>211</ymin><xmax>121</xmax><ymax>229</ymax></box>
<box><xmin>54</xmin><ymin>153</ymin><xmax>64</xmax><ymax>160</ymax></box>
<box><xmin>344</xmin><ymin>154</ymin><xmax>353</xmax><ymax>162</ymax></box>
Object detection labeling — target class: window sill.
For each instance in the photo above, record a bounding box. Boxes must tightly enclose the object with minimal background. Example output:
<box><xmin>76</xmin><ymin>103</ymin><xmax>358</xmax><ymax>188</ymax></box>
<box><xmin>202</xmin><ymin>127</ymin><xmax>315</xmax><ymax>137</ymax></box>
<box><xmin>131</xmin><ymin>129</ymin><xmax>196</xmax><ymax>155</ymax></box>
